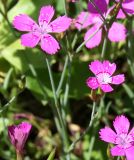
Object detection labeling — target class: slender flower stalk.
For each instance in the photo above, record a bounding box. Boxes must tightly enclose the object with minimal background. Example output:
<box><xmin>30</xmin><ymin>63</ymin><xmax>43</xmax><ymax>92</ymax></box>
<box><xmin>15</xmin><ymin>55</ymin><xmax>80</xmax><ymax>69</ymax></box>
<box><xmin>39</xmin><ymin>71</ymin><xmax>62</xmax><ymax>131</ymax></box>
<box><xmin>63</xmin><ymin>58</ymin><xmax>71</xmax><ymax>108</ymax></box>
<box><xmin>16</xmin><ymin>151</ymin><xmax>23</xmax><ymax>160</ymax></box>
<box><xmin>100</xmin><ymin>36</ymin><xmax>108</xmax><ymax>59</ymax></box>
<box><xmin>127</xmin><ymin>17</ymin><xmax>134</xmax><ymax>78</ymax></box>
<box><xmin>23</xmin><ymin>53</ymin><xmax>62</xmax><ymax>135</ymax></box>
<box><xmin>88</xmin><ymin>135</ymin><xmax>96</xmax><ymax>160</ymax></box>
<box><xmin>75</xmin><ymin>24</ymin><xmax>103</xmax><ymax>53</ymax></box>
<box><xmin>56</xmin><ymin>56</ymin><xmax>69</xmax><ymax>97</ymax></box>
<box><xmin>0</xmin><ymin>7</ymin><xmax>17</xmax><ymax>37</ymax></box>
<box><xmin>101</xmin><ymin>0</ymin><xmax>125</xmax><ymax>60</ymax></box>
<box><xmin>67</xmin><ymin>101</ymin><xmax>96</xmax><ymax>152</ymax></box>
<box><xmin>72</xmin><ymin>12</ymin><xmax>94</xmax><ymax>49</ymax></box>
<box><xmin>63</xmin><ymin>0</ymin><xmax>67</xmax><ymax>15</ymax></box>
<box><xmin>45</xmin><ymin>55</ymin><xmax>70</xmax><ymax>158</ymax></box>
<box><xmin>117</xmin><ymin>157</ymin><xmax>120</xmax><ymax>160</ymax></box>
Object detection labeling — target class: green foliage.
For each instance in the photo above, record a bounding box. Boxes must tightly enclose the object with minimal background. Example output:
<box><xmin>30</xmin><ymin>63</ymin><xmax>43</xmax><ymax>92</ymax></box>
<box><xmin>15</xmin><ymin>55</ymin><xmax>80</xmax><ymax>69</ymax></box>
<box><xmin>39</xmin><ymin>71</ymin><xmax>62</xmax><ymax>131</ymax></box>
<box><xmin>0</xmin><ymin>0</ymin><xmax>134</xmax><ymax>160</ymax></box>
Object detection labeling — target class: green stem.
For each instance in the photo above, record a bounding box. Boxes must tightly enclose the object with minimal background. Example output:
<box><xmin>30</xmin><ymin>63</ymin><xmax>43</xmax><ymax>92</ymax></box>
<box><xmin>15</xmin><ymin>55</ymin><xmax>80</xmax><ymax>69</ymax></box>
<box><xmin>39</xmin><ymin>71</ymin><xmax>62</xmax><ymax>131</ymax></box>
<box><xmin>72</xmin><ymin>12</ymin><xmax>89</xmax><ymax>49</ymax></box>
<box><xmin>127</xmin><ymin>59</ymin><xmax>134</xmax><ymax>78</ymax></box>
<box><xmin>16</xmin><ymin>151</ymin><xmax>23</xmax><ymax>160</ymax></box>
<box><xmin>63</xmin><ymin>58</ymin><xmax>71</xmax><ymax>107</ymax></box>
<box><xmin>24</xmin><ymin>54</ymin><xmax>61</xmax><ymax>136</ymax></box>
<box><xmin>100</xmin><ymin>0</ymin><xmax>124</xmax><ymax>60</ymax></box>
<box><xmin>100</xmin><ymin>36</ymin><xmax>108</xmax><ymax>60</ymax></box>
<box><xmin>57</xmin><ymin>1</ymin><xmax>71</xmax><ymax>158</ymax></box>
<box><xmin>67</xmin><ymin>101</ymin><xmax>96</xmax><ymax>152</ymax></box>
<box><xmin>0</xmin><ymin>8</ymin><xmax>17</xmax><ymax>37</ymax></box>
<box><xmin>0</xmin><ymin>89</ymin><xmax>24</xmax><ymax>114</ymax></box>
<box><xmin>63</xmin><ymin>0</ymin><xmax>67</xmax><ymax>15</ymax></box>
<box><xmin>127</xmin><ymin>17</ymin><xmax>134</xmax><ymax>77</ymax></box>
<box><xmin>88</xmin><ymin>135</ymin><xmax>95</xmax><ymax>160</ymax></box>
<box><xmin>26</xmin><ymin>52</ymin><xmax>70</xmax><ymax>157</ymax></box>
<box><xmin>77</xmin><ymin>0</ymin><xmax>83</xmax><ymax>12</ymax></box>
<box><xmin>45</xmin><ymin>57</ymin><xmax>59</xmax><ymax>111</ymax></box>
<box><xmin>1</xmin><ymin>0</ymin><xmax>7</xmax><ymax>13</ymax></box>
<box><xmin>56</xmin><ymin>56</ymin><xmax>69</xmax><ymax>97</ymax></box>
<box><xmin>117</xmin><ymin>157</ymin><xmax>120</xmax><ymax>160</ymax></box>
<box><xmin>45</xmin><ymin>56</ymin><xmax>70</xmax><ymax>156</ymax></box>
<box><xmin>63</xmin><ymin>82</ymin><xmax>69</xmax><ymax>108</ymax></box>
<box><xmin>0</xmin><ymin>96</ymin><xmax>15</xmax><ymax>114</ymax></box>
<box><xmin>75</xmin><ymin>25</ymin><xmax>103</xmax><ymax>53</ymax></box>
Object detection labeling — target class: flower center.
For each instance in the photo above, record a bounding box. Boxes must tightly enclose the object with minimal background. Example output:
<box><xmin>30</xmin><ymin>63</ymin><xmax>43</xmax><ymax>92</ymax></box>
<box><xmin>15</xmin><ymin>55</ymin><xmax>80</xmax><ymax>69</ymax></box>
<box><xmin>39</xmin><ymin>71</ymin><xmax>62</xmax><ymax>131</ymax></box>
<box><xmin>115</xmin><ymin>133</ymin><xmax>134</xmax><ymax>149</ymax></box>
<box><xmin>32</xmin><ymin>22</ymin><xmax>52</xmax><ymax>37</ymax></box>
<box><xmin>97</xmin><ymin>72</ymin><xmax>112</xmax><ymax>84</ymax></box>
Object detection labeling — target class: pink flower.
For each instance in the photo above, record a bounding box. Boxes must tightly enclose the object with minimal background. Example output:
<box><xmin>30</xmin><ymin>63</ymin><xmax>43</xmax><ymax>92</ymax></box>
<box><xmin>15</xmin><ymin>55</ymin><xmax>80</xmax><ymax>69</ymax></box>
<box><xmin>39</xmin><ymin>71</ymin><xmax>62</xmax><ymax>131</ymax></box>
<box><xmin>116</xmin><ymin>0</ymin><xmax>134</xmax><ymax>18</ymax></box>
<box><xmin>8</xmin><ymin>122</ymin><xmax>32</xmax><ymax>153</ymax></box>
<box><xmin>13</xmin><ymin>5</ymin><xmax>71</xmax><ymax>54</ymax></box>
<box><xmin>88</xmin><ymin>0</ymin><xmax>134</xmax><ymax>18</ymax></box>
<box><xmin>86</xmin><ymin>60</ymin><xmax>125</xmax><ymax>92</ymax></box>
<box><xmin>99</xmin><ymin>115</ymin><xmax>134</xmax><ymax>160</ymax></box>
<box><xmin>75</xmin><ymin>2</ymin><xmax>127</xmax><ymax>49</ymax></box>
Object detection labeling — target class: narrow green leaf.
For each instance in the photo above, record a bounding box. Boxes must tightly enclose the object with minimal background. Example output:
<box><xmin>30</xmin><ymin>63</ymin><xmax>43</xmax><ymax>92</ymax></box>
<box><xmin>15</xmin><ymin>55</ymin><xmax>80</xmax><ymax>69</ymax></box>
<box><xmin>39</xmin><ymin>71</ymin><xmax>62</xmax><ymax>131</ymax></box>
<box><xmin>123</xmin><ymin>83</ymin><xmax>134</xmax><ymax>99</ymax></box>
<box><xmin>3</xmin><ymin>67</ymin><xmax>13</xmax><ymax>90</ymax></box>
<box><xmin>47</xmin><ymin>149</ymin><xmax>56</xmax><ymax>160</ymax></box>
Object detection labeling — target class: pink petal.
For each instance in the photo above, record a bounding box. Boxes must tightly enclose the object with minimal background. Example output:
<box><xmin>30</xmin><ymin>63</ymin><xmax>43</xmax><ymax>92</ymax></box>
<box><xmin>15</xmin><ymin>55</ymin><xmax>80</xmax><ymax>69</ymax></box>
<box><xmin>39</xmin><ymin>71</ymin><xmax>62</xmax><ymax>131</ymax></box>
<box><xmin>123</xmin><ymin>1</ymin><xmax>134</xmax><ymax>15</ymax></box>
<box><xmin>106</xmin><ymin>4</ymin><xmax>127</xmax><ymax>19</ymax></box>
<box><xmin>112</xmin><ymin>74</ymin><xmax>125</xmax><ymax>85</ymax></box>
<box><xmin>49</xmin><ymin>16</ymin><xmax>71</xmax><ymax>33</ymax></box>
<box><xmin>108</xmin><ymin>22</ymin><xmax>127</xmax><ymax>42</ymax></box>
<box><xmin>84</xmin><ymin>23</ymin><xmax>102</xmax><ymax>49</ymax></box>
<box><xmin>125</xmin><ymin>146</ymin><xmax>134</xmax><ymax>160</ymax></box>
<box><xmin>8</xmin><ymin>122</ymin><xmax>32</xmax><ymax>151</ymax></box>
<box><xmin>88</xmin><ymin>0</ymin><xmax>109</xmax><ymax>14</ymax></box>
<box><xmin>8</xmin><ymin>126</ymin><xmax>16</xmax><ymax>147</ymax></box>
<box><xmin>113</xmin><ymin>115</ymin><xmax>130</xmax><ymax>134</ymax></box>
<box><xmin>14</xmin><ymin>122</ymin><xmax>32</xmax><ymax>150</ymax></box>
<box><xmin>124</xmin><ymin>0</ymin><xmax>133</xmax><ymax>2</ymax></box>
<box><xmin>115</xmin><ymin>0</ymin><xmax>132</xmax><ymax>2</ymax></box>
<box><xmin>111</xmin><ymin>145</ymin><xmax>125</xmax><ymax>156</ymax></box>
<box><xmin>71</xmin><ymin>0</ymin><xmax>79</xmax><ymax>2</ymax></box>
<box><xmin>19</xmin><ymin>122</ymin><xmax>32</xmax><ymax>133</ymax></box>
<box><xmin>117</xmin><ymin>9</ymin><xmax>126</xmax><ymax>19</ymax></box>
<box><xmin>99</xmin><ymin>127</ymin><xmax>116</xmax><ymax>143</ymax></box>
<box><xmin>38</xmin><ymin>5</ymin><xmax>54</xmax><ymax>26</ymax></box>
<box><xmin>41</xmin><ymin>34</ymin><xmax>60</xmax><ymax>54</ymax></box>
<box><xmin>100</xmin><ymin>84</ymin><xmax>113</xmax><ymax>92</ymax></box>
<box><xmin>21</xmin><ymin>33</ymin><xmax>40</xmax><ymax>48</ymax></box>
<box><xmin>102</xmin><ymin>61</ymin><xmax>116</xmax><ymax>75</ymax></box>
<box><xmin>75</xmin><ymin>12</ymin><xmax>94</xmax><ymax>30</ymax></box>
<box><xmin>89</xmin><ymin>60</ymin><xmax>103</xmax><ymax>75</ymax></box>
<box><xmin>86</xmin><ymin>77</ymin><xmax>99</xmax><ymax>89</ymax></box>
<box><xmin>13</xmin><ymin>14</ymin><xmax>38</xmax><ymax>32</ymax></box>
<box><xmin>124</xmin><ymin>8</ymin><xmax>134</xmax><ymax>15</ymax></box>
